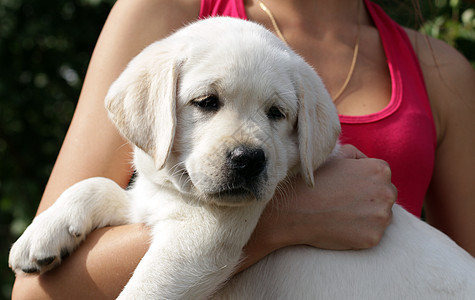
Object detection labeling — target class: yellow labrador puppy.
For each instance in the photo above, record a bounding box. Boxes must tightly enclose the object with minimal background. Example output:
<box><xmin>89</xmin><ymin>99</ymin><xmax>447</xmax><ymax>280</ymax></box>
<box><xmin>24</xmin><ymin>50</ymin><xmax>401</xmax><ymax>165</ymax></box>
<box><xmin>10</xmin><ymin>17</ymin><xmax>475</xmax><ymax>299</ymax></box>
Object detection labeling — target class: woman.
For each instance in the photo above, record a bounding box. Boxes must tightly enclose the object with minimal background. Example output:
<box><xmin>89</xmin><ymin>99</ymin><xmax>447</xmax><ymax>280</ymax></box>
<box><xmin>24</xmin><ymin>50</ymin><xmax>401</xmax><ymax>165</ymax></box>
<box><xmin>12</xmin><ymin>0</ymin><xmax>475</xmax><ymax>298</ymax></box>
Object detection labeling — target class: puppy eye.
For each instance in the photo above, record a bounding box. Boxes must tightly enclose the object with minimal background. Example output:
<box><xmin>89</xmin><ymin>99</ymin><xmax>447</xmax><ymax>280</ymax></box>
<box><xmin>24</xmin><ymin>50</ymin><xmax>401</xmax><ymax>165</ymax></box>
<box><xmin>266</xmin><ymin>105</ymin><xmax>285</xmax><ymax>121</ymax></box>
<box><xmin>192</xmin><ymin>95</ymin><xmax>220</xmax><ymax>112</ymax></box>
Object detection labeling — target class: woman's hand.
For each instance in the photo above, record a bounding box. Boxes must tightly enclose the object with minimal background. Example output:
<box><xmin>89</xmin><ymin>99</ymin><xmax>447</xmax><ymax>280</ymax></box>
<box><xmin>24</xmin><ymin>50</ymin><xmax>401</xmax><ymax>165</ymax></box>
<box><xmin>241</xmin><ymin>144</ymin><xmax>396</xmax><ymax>270</ymax></box>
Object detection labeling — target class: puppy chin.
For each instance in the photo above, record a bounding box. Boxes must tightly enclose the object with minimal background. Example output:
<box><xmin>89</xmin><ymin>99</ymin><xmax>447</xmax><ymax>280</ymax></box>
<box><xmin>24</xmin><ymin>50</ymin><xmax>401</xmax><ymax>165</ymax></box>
<box><xmin>203</xmin><ymin>192</ymin><xmax>259</xmax><ymax>207</ymax></box>
<box><xmin>174</xmin><ymin>174</ymin><xmax>272</xmax><ymax>207</ymax></box>
<box><xmin>179</xmin><ymin>182</ymin><xmax>263</xmax><ymax>207</ymax></box>
<box><xmin>185</xmin><ymin>170</ymin><xmax>270</xmax><ymax>205</ymax></box>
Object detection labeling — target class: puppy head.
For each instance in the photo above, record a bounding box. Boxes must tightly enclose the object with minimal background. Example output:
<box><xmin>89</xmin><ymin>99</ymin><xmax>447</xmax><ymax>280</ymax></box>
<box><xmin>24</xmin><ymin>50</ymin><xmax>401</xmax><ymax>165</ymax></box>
<box><xmin>105</xmin><ymin>17</ymin><xmax>340</xmax><ymax>206</ymax></box>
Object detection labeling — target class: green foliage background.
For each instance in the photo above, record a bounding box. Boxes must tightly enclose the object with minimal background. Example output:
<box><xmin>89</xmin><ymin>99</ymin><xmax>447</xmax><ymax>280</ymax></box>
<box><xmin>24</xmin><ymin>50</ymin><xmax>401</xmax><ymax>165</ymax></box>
<box><xmin>0</xmin><ymin>0</ymin><xmax>473</xmax><ymax>298</ymax></box>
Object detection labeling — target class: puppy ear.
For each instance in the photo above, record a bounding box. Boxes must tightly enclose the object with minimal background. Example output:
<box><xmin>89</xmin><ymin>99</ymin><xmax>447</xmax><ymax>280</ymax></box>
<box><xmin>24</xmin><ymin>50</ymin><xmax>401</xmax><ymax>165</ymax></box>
<box><xmin>296</xmin><ymin>60</ymin><xmax>341</xmax><ymax>187</ymax></box>
<box><xmin>105</xmin><ymin>42</ymin><xmax>180</xmax><ymax>170</ymax></box>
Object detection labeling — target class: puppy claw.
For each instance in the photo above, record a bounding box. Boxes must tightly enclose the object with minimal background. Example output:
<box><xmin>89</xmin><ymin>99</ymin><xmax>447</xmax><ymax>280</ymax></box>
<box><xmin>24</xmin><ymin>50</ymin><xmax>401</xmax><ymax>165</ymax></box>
<box><xmin>21</xmin><ymin>267</ymin><xmax>39</xmax><ymax>274</ymax></box>
<box><xmin>60</xmin><ymin>248</ymin><xmax>70</xmax><ymax>259</ymax></box>
<box><xmin>68</xmin><ymin>227</ymin><xmax>83</xmax><ymax>238</ymax></box>
<box><xmin>36</xmin><ymin>256</ymin><xmax>56</xmax><ymax>266</ymax></box>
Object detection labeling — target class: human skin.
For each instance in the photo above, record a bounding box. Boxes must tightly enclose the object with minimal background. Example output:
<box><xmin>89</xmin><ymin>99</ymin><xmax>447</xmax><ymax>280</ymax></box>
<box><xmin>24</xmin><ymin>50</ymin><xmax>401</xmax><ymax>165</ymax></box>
<box><xmin>12</xmin><ymin>0</ymin><xmax>475</xmax><ymax>299</ymax></box>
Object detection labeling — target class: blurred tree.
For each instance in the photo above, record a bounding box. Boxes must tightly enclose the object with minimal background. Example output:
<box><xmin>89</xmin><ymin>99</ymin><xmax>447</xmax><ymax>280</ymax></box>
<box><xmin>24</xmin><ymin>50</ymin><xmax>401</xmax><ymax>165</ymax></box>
<box><xmin>0</xmin><ymin>0</ymin><xmax>473</xmax><ymax>299</ymax></box>
<box><xmin>420</xmin><ymin>0</ymin><xmax>475</xmax><ymax>66</ymax></box>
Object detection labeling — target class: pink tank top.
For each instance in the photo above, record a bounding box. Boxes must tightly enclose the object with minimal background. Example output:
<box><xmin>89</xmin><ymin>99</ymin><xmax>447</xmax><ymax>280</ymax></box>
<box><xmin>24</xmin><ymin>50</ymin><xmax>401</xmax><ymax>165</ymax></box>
<box><xmin>200</xmin><ymin>0</ymin><xmax>436</xmax><ymax>217</ymax></box>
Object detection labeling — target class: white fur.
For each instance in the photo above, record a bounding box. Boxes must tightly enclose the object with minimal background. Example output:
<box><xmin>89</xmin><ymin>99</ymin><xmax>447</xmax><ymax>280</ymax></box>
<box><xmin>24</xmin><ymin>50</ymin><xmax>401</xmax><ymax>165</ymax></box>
<box><xmin>9</xmin><ymin>17</ymin><xmax>475</xmax><ymax>299</ymax></box>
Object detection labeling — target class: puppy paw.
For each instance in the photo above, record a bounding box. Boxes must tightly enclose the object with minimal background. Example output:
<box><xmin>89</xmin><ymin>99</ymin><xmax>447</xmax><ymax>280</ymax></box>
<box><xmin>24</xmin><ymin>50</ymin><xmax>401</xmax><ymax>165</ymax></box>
<box><xmin>9</xmin><ymin>208</ymin><xmax>89</xmax><ymax>275</ymax></box>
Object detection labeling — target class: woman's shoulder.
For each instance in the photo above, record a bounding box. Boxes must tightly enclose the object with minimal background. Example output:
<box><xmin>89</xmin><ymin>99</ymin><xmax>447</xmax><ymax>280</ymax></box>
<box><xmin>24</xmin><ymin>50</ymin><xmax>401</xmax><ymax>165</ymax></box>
<box><xmin>114</xmin><ymin>0</ymin><xmax>201</xmax><ymax>15</ymax></box>
<box><xmin>403</xmin><ymin>27</ymin><xmax>471</xmax><ymax>74</ymax></box>
<box><xmin>110</xmin><ymin>0</ymin><xmax>202</xmax><ymax>36</ymax></box>
<box><xmin>403</xmin><ymin>27</ymin><xmax>475</xmax><ymax>143</ymax></box>
<box><xmin>93</xmin><ymin>0</ymin><xmax>202</xmax><ymax>70</ymax></box>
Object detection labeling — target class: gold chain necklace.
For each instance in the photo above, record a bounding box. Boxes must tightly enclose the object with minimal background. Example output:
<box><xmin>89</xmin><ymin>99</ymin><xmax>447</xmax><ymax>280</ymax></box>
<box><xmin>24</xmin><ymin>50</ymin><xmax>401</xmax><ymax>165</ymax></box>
<box><xmin>257</xmin><ymin>0</ymin><xmax>361</xmax><ymax>102</ymax></box>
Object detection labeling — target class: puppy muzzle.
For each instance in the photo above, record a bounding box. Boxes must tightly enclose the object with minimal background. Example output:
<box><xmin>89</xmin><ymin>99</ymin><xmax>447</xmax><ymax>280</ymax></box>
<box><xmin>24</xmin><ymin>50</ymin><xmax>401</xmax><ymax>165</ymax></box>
<box><xmin>186</xmin><ymin>145</ymin><xmax>269</xmax><ymax>205</ymax></box>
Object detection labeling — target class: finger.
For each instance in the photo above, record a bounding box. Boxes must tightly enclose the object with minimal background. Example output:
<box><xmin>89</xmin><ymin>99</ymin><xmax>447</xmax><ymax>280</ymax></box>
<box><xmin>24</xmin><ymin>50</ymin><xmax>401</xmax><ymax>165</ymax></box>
<box><xmin>390</xmin><ymin>183</ymin><xmax>398</xmax><ymax>205</ymax></box>
<box><xmin>338</xmin><ymin>144</ymin><xmax>368</xmax><ymax>159</ymax></box>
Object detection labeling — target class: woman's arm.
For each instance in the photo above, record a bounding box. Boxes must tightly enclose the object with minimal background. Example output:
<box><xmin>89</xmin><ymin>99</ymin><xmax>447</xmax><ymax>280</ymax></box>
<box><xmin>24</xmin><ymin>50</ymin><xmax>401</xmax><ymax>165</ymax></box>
<box><xmin>423</xmin><ymin>41</ymin><xmax>475</xmax><ymax>255</ymax></box>
<box><xmin>13</xmin><ymin>225</ymin><xmax>150</xmax><ymax>300</ymax></box>
<box><xmin>408</xmin><ymin>29</ymin><xmax>475</xmax><ymax>256</ymax></box>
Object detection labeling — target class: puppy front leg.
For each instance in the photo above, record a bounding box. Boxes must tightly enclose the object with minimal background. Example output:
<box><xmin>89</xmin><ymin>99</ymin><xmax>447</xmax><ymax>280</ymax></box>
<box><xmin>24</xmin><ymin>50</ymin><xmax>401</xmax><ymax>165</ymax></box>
<box><xmin>9</xmin><ymin>177</ymin><xmax>131</xmax><ymax>274</ymax></box>
<box><xmin>117</xmin><ymin>204</ymin><xmax>265</xmax><ymax>300</ymax></box>
<box><xmin>117</xmin><ymin>234</ymin><xmax>240</xmax><ymax>300</ymax></box>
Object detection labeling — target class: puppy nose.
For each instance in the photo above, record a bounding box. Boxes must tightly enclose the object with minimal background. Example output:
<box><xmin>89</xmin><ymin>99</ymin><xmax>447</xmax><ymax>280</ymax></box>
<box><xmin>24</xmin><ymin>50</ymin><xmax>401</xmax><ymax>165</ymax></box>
<box><xmin>227</xmin><ymin>146</ymin><xmax>266</xmax><ymax>178</ymax></box>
